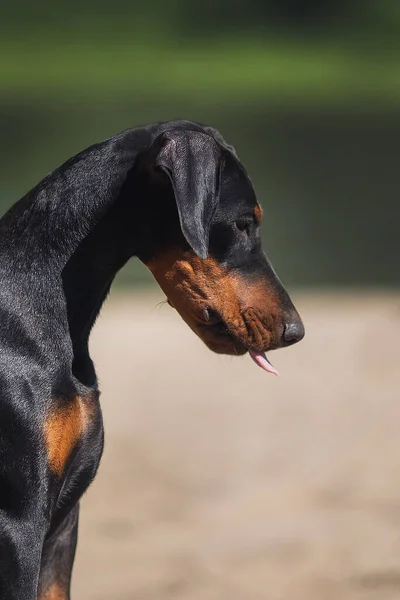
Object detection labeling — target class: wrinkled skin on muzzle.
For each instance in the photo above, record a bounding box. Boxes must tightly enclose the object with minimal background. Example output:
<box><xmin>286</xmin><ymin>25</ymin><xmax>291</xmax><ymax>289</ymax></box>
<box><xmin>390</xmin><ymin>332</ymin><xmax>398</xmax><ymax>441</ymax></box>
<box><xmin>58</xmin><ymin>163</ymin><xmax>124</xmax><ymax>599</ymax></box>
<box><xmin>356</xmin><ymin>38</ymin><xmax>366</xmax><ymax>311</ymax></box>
<box><xmin>146</xmin><ymin>245</ymin><xmax>302</xmax><ymax>361</ymax></box>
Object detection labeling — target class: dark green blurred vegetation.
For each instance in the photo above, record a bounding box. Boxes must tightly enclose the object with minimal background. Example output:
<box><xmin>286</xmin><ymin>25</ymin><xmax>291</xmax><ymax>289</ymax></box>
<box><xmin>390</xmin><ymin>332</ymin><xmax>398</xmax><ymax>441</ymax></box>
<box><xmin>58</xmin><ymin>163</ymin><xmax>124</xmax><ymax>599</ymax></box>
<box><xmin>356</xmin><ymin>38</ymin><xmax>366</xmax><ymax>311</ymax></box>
<box><xmin>1</xmin><ymin>0</ymin><xmax>399</xmax><ymax>286</ymax></box>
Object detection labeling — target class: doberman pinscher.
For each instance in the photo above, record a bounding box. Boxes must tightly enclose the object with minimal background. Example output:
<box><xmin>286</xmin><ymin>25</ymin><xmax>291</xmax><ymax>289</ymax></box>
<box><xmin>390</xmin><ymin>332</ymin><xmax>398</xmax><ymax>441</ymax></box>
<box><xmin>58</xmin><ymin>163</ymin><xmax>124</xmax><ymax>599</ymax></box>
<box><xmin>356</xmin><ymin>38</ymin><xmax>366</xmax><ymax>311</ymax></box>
<box><xmin>0</xmin><ymin>120</ymin><xmax>304</xmax><ymax>598</ymax></box>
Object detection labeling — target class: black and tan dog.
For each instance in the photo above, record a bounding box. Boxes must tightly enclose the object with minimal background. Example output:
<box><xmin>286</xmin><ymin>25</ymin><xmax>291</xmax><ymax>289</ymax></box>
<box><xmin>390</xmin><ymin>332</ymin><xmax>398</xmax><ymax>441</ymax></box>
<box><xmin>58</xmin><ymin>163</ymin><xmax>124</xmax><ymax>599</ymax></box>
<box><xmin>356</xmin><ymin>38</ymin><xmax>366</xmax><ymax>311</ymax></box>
<box><xmin>0</xmin><ymin>120</ymin><xmax>304</xmax><ymax>598</ymax></box>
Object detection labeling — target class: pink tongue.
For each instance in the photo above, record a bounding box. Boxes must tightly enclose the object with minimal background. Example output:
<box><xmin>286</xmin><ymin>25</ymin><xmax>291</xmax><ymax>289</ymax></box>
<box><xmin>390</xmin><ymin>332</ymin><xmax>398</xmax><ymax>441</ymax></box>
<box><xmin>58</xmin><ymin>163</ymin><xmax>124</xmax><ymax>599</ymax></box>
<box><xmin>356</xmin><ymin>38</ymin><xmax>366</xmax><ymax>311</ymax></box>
<box><xmin>249</xmin><ymin>350</ymin><xmax>279</xmax><ymax>376</ymax></box>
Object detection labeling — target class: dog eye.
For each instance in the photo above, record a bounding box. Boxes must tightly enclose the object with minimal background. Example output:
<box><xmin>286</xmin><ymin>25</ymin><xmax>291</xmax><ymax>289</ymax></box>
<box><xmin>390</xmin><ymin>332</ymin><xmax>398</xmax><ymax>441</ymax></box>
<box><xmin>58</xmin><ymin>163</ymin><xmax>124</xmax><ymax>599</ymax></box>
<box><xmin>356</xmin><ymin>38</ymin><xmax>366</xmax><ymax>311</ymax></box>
<box><xmin>235</xmin><ymin>221</ymin><xmax>251</xmax><ymax>235</ymax></box>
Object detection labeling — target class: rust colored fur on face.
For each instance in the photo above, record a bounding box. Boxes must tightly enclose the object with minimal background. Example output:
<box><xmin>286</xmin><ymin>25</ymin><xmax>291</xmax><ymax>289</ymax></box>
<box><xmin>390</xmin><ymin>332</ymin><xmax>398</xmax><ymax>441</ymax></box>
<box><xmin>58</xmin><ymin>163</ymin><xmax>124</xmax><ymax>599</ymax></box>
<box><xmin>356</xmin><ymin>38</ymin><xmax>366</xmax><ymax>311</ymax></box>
<box><xmin>38</xmin><ymin>583</ymin><xmax>66</xmax><ymax>600</ymax></box>
<box><xmin>254</xmin><ymin>204</ymin><xmax>263</xmax><ymax>224</ymax></box>
<box><xmin>146</xmin><ymin>248</ymin><xmax>281</xmax><ymax>352</ymax></box>
<box><xmin>44</xmin><ymin>395</ymin><xmax>93</xmax><ymax>477</ymax></box>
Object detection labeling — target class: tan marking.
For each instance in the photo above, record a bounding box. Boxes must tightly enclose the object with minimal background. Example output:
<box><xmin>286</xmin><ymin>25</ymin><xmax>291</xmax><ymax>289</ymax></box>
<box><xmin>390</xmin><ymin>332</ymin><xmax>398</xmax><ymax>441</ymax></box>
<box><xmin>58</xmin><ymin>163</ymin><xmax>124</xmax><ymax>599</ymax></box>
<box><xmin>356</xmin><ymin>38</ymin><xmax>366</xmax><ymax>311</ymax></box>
<box><xmin>254</xmin><ymin>204</ymin><xmax>263</xmax><ymax>224</ymax></box>
<box><xmin>145</xmin><ymin>248</ymin><xmax>280</xmax><ymax>352</ymax></box>
<box><xmin>44</xmin><ymin>395</ymin><xmax>93</xmax><ymax>476</ymax></box>
<box><xmin>38</xmin><ymin>582</ymin><xmax>66</xmax><ymax>600</ymax></box>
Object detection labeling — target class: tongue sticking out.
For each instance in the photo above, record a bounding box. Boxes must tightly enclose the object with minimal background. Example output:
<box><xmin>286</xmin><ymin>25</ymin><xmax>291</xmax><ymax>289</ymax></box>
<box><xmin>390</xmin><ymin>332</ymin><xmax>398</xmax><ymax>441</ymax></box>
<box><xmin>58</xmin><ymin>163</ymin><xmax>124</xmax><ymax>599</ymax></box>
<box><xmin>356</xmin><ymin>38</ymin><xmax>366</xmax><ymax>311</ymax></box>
<box><xmin>249</xmin><ymin>350</ymin><xmax>279</xmax><ymax>376</ymax></box>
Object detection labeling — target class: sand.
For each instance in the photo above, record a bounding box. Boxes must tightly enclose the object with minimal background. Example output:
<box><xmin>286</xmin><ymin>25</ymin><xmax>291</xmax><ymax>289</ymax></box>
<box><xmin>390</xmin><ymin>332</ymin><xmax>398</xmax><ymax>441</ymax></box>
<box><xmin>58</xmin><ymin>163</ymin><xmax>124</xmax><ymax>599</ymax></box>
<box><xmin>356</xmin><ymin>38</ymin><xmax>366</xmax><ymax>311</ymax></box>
<box><xmin>72</xmin><ymin>290</ymin><xmax>400</xmax><ymax>600</ymax></box>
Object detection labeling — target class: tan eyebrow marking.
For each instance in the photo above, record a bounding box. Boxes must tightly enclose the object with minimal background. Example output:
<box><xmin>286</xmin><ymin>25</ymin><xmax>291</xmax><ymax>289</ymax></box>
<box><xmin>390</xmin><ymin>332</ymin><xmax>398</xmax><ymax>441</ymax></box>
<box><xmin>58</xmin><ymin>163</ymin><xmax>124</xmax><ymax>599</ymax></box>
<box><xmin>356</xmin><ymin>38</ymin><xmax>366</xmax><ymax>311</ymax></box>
<box><xmin>254</xmin><ymin>204</ymin><xmax>263</xmax><ymax>224</ymax></box>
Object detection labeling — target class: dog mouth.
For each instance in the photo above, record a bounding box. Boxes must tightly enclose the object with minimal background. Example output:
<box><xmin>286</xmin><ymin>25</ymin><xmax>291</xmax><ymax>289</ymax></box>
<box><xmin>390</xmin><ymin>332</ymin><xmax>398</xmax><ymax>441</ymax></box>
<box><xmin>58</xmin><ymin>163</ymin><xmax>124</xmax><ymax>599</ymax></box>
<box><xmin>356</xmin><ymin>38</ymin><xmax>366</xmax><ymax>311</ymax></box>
<box><xmin>195</xmin><ymin>307</ymin><xmax>279</xmax><ymax>376</ymax></box>
<box><xmin>147</xmin><ymin>252</ymin><xmax>283</xmax><ymax>375</ymax></box>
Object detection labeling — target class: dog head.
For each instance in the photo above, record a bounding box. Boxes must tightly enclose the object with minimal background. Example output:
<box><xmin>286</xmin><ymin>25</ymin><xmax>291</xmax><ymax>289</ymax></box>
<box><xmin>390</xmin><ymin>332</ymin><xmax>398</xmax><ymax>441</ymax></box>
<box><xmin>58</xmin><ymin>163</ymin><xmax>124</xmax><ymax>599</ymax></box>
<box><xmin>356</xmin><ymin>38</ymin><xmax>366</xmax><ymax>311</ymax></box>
<box><xmin>139</xmin><ymin>126</ymin><xmax>304</xmax><ymax>373</ymax></box>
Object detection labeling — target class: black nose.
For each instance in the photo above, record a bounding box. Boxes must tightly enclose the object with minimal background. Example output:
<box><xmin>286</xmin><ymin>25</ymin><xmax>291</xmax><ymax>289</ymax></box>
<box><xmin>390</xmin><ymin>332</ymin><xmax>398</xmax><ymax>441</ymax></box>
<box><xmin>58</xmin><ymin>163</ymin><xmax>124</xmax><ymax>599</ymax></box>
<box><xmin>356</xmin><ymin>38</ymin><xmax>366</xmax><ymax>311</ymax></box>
<box><xmin>282</xmin><ymin>319</ymin><xmax>305</xmax><ymax>346</ymax></box>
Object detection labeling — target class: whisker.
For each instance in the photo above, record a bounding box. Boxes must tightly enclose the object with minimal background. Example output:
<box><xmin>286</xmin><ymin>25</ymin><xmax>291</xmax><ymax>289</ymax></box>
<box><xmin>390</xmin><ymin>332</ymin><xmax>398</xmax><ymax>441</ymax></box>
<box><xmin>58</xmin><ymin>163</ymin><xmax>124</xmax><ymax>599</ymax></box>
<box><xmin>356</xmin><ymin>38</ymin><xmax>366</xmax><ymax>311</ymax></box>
<box><xmin>153</xmin><ymin>299</ymin><xmax>169</xmax><ymax>311</ymax></box>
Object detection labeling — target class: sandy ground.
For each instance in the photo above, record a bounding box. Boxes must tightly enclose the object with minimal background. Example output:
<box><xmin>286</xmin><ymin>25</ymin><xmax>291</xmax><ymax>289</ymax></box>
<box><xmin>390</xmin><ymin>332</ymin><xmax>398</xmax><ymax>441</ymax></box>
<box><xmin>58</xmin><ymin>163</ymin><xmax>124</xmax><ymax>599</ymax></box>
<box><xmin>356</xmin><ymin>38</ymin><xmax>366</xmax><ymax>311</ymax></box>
<box><xmin>71</xmin><ymin>290</ymin><xmax>400</xmax><ymax>600</ymax></box>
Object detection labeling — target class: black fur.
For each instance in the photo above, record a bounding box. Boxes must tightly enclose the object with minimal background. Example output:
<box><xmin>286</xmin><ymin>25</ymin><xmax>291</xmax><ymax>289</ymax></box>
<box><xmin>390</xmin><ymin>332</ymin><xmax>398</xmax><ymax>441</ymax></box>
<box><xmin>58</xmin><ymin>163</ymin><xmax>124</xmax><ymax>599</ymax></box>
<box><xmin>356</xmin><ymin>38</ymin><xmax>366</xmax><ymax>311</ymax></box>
<box><xmin>0</xmin><ymin>120</ymin><xmax>304</xmax><ymax>598</ymax></box>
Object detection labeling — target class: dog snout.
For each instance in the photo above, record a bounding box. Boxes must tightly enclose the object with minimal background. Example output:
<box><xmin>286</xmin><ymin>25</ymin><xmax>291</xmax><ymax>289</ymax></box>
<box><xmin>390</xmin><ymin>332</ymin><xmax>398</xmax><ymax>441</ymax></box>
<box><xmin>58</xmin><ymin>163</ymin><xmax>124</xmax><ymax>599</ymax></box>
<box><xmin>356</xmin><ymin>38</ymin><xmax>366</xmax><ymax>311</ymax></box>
<box><xmin>281</xmin><ymin>316</ymin><xmax>305</xmax><ymax>347</ymax></box>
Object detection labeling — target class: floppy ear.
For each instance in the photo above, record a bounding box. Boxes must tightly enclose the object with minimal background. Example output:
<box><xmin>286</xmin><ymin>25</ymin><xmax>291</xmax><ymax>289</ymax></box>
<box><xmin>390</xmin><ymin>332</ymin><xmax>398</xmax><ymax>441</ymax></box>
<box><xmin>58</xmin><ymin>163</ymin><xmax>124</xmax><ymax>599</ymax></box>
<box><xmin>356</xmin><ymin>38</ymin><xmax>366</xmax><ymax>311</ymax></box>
<box><xmin>155</xmin><ymin>130</ymin><xmax>221</xmax><ymax>259</ymax></box>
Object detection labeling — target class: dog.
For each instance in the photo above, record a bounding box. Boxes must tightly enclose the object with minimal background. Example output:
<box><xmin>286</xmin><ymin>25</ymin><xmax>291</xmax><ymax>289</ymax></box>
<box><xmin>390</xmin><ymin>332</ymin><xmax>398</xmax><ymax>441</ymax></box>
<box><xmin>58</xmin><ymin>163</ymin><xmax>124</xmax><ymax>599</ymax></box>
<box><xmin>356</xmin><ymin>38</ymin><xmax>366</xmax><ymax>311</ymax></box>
<box><xmin>0</xmin><ymin>120</ymin><xmax>304</xmax><ymax>598</ymax></box>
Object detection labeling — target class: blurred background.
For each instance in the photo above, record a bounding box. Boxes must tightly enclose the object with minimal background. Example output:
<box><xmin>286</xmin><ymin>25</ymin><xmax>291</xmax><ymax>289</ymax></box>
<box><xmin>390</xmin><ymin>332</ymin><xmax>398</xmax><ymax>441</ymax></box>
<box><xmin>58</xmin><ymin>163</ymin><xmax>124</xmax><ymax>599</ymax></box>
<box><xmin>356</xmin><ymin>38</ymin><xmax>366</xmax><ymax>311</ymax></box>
<box><xmin>2</xmin><ymin>0</ymin><xmax>399</xmax><ymax>286</ymax></box>
<box><xmin>1</xmin><ymin>1</ymin><xmax>400</xmax><ymax>598</ymax></box>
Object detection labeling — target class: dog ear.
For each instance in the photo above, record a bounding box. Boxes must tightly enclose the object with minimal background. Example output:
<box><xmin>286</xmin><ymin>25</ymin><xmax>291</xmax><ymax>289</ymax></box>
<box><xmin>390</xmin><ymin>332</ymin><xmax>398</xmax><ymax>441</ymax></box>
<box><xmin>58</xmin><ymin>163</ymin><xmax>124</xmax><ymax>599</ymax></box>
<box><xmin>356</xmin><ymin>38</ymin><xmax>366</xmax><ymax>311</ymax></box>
<box><xmin>155</xmin><ymin>130</ymin><xmax>221</xmax><ymax>259</ymax></box>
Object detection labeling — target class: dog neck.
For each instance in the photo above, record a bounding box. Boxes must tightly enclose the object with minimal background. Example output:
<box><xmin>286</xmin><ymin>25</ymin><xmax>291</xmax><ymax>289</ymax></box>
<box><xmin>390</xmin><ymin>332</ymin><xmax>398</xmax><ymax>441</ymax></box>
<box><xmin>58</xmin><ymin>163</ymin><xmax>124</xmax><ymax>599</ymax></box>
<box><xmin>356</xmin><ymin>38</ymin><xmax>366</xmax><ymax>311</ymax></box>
<box><xmin>0</xmin><ymin>131</ymin><xmax>156</xmax><ymax>383</ymax></box>
<box><xmin>57</xmin><ymin>146</ymin><xmax>147</xmax><ymax>381</ymax></box>
<box><xmin>61</xmin><ymin>206</ymin><xmax>133</xmax><ymax>363</ymax></box>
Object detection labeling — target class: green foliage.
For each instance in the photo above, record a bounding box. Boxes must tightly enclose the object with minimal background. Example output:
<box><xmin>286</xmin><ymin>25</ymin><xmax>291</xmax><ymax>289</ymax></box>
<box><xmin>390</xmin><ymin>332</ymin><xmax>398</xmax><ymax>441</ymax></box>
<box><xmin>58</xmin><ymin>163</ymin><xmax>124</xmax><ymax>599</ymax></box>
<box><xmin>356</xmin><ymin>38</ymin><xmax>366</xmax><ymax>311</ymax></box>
<box><xmin>1</xmin><ymin>1</ymin><xmax>399</xmax><ymax>287</ymax></box>
<box><xmin>1</xmin><ymin>35</ymin><xmax>400</xmax><ymax>107</ymax></box>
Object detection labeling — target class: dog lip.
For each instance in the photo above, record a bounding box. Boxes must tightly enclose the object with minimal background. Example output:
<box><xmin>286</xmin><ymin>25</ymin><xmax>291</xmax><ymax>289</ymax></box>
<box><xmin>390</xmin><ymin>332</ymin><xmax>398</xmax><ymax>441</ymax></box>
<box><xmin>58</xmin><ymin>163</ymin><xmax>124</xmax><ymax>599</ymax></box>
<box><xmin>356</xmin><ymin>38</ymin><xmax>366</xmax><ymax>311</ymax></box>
<box><xmin>199</xmin><ymin>307</ymin><xmax>224</xmax><ymax>326</ymax></box>
<box><xmin>205</xmin><ymin>337</ymin><xmax>248</xmax><ymax>356</ymax></box>
<box><xmin>192</xmin><ymin>311</ymin><xmax>280</xmax><ymax>360</ymax></box>
<box><xmin>196</xmin><ymin>318</ymin><xmax>247</xmax><ymax>355</ymax></box>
